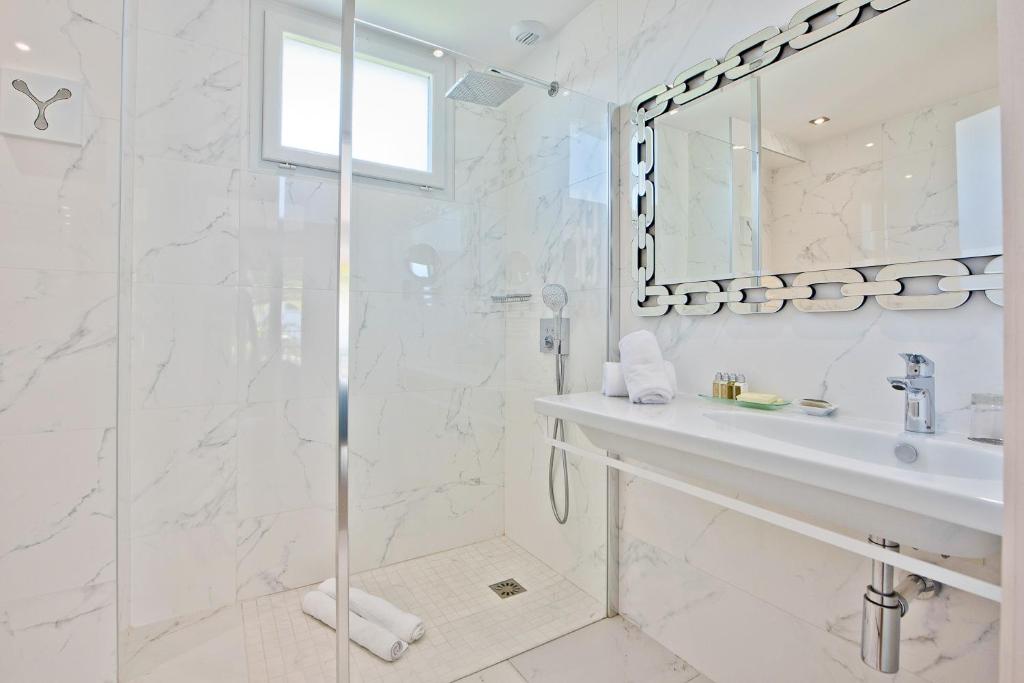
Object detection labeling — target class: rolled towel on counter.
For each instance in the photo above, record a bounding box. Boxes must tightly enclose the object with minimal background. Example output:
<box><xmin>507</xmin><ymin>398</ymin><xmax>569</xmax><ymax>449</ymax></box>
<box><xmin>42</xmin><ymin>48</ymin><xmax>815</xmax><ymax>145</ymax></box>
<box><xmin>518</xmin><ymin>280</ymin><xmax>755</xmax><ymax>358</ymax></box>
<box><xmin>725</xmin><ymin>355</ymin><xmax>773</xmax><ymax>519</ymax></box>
<box><xmin>318</xmin><ymin>579</ymin><xmax>426</xmax><ymax>643</ymax></box>
<box><xmin>618</xmin><ymin>330</ymin><xmax>675</xmax><ymax>404</ymax></box>
<box><xmin>602</xmin><ymin>361</ymin><xmax>677</xmax><ymax>397</ymax></box>
<box><xmin>301</xmin><ymin>590</ymin><xmax>409</xmax><ymax>662</ymax></box>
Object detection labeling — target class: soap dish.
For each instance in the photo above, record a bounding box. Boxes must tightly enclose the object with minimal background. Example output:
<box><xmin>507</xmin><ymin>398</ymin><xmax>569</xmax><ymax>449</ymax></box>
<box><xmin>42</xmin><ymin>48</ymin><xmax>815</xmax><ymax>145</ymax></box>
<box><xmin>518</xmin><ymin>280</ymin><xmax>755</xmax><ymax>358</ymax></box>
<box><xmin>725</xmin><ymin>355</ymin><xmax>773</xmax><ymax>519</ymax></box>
<box><xmin>799</xmin><ymin>398</ymin><xmax>837</xmax><ymax>417</ymax></box>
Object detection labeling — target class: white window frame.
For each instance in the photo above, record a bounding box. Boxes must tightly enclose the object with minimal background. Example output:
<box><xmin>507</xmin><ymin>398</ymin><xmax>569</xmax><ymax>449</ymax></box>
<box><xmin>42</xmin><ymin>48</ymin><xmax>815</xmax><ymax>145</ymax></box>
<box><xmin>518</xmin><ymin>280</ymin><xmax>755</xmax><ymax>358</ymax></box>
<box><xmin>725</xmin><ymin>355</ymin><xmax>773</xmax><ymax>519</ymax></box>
<box><xmin>257</xmin><ymin>5</ymin><xmax>451</xmax><ymax>189</ymax></box>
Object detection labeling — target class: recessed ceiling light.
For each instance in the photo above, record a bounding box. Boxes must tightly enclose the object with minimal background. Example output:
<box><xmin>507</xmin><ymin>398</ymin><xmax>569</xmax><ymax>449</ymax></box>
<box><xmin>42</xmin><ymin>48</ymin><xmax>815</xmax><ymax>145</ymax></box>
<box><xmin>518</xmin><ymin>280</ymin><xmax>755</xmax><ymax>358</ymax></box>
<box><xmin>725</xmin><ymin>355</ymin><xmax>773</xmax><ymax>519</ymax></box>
<box><xmin>809</xmin><ymin>116</ymin><xmax>830</xmax><ymax>126</ymax></box>
<box><xmin>865</xmin><ymin>142</ymin><xmax>875</xmax><ymax>148</ymax></box>
<box><xmin>432</xmin><ymin>48</ymin><xmax>444</xmax><ymax>58</ymax></box>
<box><xmin>14</xmin><ymin>41</ymin><xmax>31</xmax><ymax>52</ymax></box>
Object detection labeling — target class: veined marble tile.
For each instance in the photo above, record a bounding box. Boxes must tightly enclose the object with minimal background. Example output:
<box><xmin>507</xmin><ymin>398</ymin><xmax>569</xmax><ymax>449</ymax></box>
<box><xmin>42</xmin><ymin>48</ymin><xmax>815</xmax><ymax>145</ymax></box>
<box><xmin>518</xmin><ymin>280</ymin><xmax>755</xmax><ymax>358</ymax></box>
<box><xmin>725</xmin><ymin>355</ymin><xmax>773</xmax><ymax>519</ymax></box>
<box><xmin>238</xmin><ymin>172</ymin><xmax>340</xmax><ymax>290</ymax></box>
<box><xmin>348</xmin><ymin>387</ymin><xmax>505</xmax><ymax>497</ymax></box>
<box><xmin>138</xmin><ymin>0</ymin><xmax>247</xmax><ymax>54</ymax></box>
<box><xmin>130</xmin><ymin>523</ymin><xmax>237</xmax><ymax>626</ymax></box>
<box><xmin>130</xmin><ymin>405</ymin><xmax>239</xmax><ymax>538</ymax></box>
<box><xmin>456</xmin><ymin>661</ymin><xmax>527</xmax><ymax>683</ymax></box>
<box><xmin>133</xmin><ymin>157</ymin><xmax>240</xmax><ymax>286</ymax></box>
<box><xmin>0</xmin><ymin>428</ymin><xmax>115</xmax><ymax>604</ymax></box>
<box><xmin>236</xmin><ymin>397</ymin><xmax>336</xmax><ymax>518</ymax></box>
<box><xmin>0</xmin><ymin>1</ymin><xmax>121</xmax><ymax>120</ymax></box>
<box><xmin>0</xmin><ymin>582</ymin><xmax>116</xmax><ymax>683</ymax></box>
<box><xmin>131</xmin><ymin>284</ymin><xmax>238</xmax><ymax>410</ymax></box>
<box><xmin>451</xmin><ymin>95</ymin><xmax>512</xmax><ymax>201</ymax></box>
<box><xmin>350</xmin><ymin>292</ymin><xmax>505</xmax><ymax>395</ymax></box>
<box><xmin>509</xmin><ymin>616</ymin><xmax>701</xmax><ymax>682</ymax></box>
<box><xmin>235</xmin><ymin>507</ymin><xmax>335</xmax><ymax>600</ymax></box>
<box><xmin>349</xmin><ymin>472</ymin><xmax>504</xmax><ymax>573</ymax></box>
<box><xmin>121</xmin><ymin>603</ymin><xmax>247</xmax><ymax>683</ymax></box>
<box><xmin>0</xmin><ymin>116</ymin><xmax>119</xmax><ymax>214</ymax></box>
<box><xmin>0</xmin><ymin>199</ymin><xmax>116</xmax><ymax>274</ymax></box>
<box><xmin>351</xmin><ymin>183</ymin><xmax>500</xmax><ymax>297</ymax></box>
<box><xmin>0</xmin><ymin>269</ymin><xmax>116</xmax><ymax>436</ymax></box>
<box><xmin>237</xmin><ymin>287</ymin><xmax>337</xmax><ymax>403</ymax></box>
<box><xmin>134</xmin><ymin>30</ymin><xmax>243</xmax><ymax>167</ymax></box>
<box><xmin>619</xmin><ymin>533</ymin><xmax>929</xmax><ymax>683</ymax></box>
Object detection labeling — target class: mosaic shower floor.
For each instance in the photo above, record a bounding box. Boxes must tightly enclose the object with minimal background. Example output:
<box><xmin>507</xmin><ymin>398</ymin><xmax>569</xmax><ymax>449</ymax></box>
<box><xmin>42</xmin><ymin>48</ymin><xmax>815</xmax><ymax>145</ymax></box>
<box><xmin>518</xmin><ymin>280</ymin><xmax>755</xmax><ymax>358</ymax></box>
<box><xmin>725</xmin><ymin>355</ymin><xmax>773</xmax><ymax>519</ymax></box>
<box><xmin>243</xmin><ymin>536</ymin><xmax>605</xmax><ymax>683</ymax></box>
<box><xmin>124</xmin><ymin>536</ymin><xmax>605</xmax><ymax>683</ymax></box>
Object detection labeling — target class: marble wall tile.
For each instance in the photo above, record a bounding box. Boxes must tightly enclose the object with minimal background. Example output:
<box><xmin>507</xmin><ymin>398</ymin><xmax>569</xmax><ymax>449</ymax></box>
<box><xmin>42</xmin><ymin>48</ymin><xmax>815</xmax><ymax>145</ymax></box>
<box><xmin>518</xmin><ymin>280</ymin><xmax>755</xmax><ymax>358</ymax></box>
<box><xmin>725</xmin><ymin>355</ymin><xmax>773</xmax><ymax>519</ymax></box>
<box><xmin>237</xmin><ymin>287</ymin><xmax>337</xmax><ymax>403</ymax></box>
<box><xmin>138</xmin><ymin>0</ymin><xmax>248</xmax><ymax>54</ymax></box>
<box><xmin>130</xmin><ymin>523</ymin><xmax>237</xmax><ymax>625</ymax></box>
<box><xmin>0</xmin><ymin>582</ymin><xmax>116</xmax><ymax>683</ymax></box>
<box><xmin>238</xmin><ymin>172</ymin><xmax>340</xmax><ymax>291</ymax></box>
<box><xmin>0</xmin><ymin>429</ymin><xmax>115</xmax><ymax>604</ymax></box>
<box><xmin>131</xmin><ymin>284</ymin><xmax>239</xmax><ymax>410</ymax></box>
<box><xmin>133</xmin><ymin>157</ymin><xmax>241</xmax><ymax>286</ymax></box>
<box><xmin>235</xmin><ymin>507</ymin><xmax>334</xmax><ymax>599</ymax></box>
<box><xmin>348</xmin><ymin>388</ymin><xmax>505</xmax><ymax>498</ymax></box>
<box><xmin>134</xmin><ymin>30</ymin><xmax>243</xmax><ymax>167</ymax></box>
<box><xmin>0</xmin><ymin>269</ymin><xmax>116</xmax><ymax>436</ymax></box>
<box><xmin>130</xmin><ymin>405</ymin><xmax>239</xmax><ymax>538</ymax></box>
<box><xmin>350</xmin><ymin>292</ymin><xmax>505</xmax><ymax>395</ymax></box>
<box><xmin>236</xmin><ymin>398</ymin><xmax>336</xmax><ymax>518</ymax></box>
<box><xmin>121</xmin><ymin>603</ymin><xmax>247</xmax><ymax>683</ymax></box>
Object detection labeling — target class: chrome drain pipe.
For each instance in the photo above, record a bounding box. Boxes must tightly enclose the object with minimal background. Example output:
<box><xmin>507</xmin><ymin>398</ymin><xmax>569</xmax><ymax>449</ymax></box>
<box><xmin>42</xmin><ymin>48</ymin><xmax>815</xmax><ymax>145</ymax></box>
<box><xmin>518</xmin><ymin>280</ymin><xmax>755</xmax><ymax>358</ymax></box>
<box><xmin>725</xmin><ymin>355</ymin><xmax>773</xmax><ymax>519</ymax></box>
<box><xmin>861</xmin><ymin>536</ymin><xmax>941</xmax><ymax>673</ymax></box>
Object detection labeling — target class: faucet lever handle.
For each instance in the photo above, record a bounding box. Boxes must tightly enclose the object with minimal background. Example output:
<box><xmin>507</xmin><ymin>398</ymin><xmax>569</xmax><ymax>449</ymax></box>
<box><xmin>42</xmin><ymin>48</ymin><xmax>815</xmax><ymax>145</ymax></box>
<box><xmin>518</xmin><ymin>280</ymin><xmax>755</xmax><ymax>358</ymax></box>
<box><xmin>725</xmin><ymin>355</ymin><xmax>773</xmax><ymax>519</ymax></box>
<box><xmin>898</xmin><ymin>353</ymin><xmax>934</xmax><ymax>377</ymax></box>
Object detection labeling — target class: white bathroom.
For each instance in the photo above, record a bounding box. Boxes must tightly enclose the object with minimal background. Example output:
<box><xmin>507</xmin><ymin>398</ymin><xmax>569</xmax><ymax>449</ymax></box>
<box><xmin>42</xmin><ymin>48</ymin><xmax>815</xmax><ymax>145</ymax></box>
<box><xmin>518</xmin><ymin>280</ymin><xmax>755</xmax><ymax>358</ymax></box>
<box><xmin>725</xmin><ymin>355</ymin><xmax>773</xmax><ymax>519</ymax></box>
<box><xmin>0</xmin><ymin>0</ymin><xmax>1021</xmax><ymax>681</ymax></box>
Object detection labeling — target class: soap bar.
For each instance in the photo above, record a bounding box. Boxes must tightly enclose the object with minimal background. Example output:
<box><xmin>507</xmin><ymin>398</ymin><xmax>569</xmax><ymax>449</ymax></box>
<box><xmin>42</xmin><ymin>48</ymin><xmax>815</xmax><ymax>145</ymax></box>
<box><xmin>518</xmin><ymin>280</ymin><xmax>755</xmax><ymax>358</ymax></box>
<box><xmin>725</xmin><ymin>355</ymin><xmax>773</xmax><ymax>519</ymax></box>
<box><xmin>737</xmin><ymin>392</ymin><xmax>782</xmax><ymax>405</ymax></box>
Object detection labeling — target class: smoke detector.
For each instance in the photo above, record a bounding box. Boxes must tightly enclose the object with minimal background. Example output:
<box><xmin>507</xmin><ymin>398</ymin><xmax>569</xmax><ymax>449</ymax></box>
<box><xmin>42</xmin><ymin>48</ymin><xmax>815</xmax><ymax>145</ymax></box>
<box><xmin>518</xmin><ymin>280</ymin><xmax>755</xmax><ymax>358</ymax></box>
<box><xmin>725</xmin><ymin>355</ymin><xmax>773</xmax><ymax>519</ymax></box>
<box><xmin>510</xmin><ymin>20</ymin><xmax>547</xmax><ymax>46</ymax></box>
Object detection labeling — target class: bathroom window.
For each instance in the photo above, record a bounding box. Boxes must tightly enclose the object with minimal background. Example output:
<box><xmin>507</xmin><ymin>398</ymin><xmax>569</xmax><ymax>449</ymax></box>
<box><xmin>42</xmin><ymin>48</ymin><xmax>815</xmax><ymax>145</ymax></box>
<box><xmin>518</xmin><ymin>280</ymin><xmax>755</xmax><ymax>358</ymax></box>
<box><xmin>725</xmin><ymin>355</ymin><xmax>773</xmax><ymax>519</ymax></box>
<box><xmin>259</xmin><ymin>6</ymin><xmax>450</xmax><ymax>188</ymax></box>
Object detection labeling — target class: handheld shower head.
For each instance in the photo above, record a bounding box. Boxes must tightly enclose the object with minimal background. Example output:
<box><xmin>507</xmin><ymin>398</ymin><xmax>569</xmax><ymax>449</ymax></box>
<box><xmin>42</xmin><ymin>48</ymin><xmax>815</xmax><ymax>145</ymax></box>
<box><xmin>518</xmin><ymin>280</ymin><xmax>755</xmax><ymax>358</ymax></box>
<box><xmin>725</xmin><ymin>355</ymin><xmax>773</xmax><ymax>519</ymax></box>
<box><xmin>541</xmin><ymin>284</ymin><xmax>568</xmax><ymax>316</ymax></box>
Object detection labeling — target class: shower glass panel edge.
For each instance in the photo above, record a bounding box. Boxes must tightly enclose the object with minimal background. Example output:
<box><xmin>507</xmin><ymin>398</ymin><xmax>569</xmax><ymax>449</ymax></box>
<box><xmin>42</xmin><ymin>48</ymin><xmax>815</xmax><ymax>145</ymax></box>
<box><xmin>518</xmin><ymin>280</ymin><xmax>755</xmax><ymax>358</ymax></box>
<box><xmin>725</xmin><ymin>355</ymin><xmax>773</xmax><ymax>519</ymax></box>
<box><xmin>337</xmin><ymin>0</ymin><xmax>355</xmax><ymax>680</ymax></box>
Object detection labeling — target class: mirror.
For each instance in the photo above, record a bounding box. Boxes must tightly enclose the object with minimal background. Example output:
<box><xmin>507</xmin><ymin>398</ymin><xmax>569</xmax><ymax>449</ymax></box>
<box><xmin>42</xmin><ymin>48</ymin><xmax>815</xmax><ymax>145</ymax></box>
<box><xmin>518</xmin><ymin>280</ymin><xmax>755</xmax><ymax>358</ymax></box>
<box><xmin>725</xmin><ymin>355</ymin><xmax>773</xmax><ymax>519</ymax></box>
<box><xmin>759</xmin><ymin>0</ymin><xmax>1000</xmax><ymax>276</ymax></box>
<box><xmin>645</xmin><ymin>0</ymin><xmax>1001</xmax><ymax>293</ymax></box>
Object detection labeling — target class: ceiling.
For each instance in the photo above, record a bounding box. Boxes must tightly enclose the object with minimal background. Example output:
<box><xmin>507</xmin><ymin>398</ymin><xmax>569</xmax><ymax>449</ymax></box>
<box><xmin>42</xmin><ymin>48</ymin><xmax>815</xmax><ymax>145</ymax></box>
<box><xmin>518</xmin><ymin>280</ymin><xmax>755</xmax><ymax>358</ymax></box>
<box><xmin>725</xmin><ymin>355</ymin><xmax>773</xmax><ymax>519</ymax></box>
<box><xmin>352</xmin><ymin>0</ymin><xmax>594</xmax><ymax>67</ymax></box>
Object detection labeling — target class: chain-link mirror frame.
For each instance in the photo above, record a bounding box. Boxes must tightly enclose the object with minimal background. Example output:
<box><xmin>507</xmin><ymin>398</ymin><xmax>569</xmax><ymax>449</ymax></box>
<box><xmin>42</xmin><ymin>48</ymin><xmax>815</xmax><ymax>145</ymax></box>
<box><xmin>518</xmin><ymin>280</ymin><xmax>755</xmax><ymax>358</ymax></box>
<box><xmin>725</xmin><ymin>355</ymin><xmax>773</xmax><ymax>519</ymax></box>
<box><xmin>629</xmin><ymin>0</ymin><xmax>1004</xmax><ymax>316</ymax></box>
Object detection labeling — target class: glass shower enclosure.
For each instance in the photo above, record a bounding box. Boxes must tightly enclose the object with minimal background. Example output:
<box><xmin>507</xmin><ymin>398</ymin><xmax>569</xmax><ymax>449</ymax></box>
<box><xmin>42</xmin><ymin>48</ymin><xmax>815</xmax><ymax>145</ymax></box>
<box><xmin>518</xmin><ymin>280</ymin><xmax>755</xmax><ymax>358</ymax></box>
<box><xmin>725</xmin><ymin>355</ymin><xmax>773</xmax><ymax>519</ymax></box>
<box><xmin>114</xmin><ymin>0</ymin><xmax>614</xmax><ymax>680</ymax></box>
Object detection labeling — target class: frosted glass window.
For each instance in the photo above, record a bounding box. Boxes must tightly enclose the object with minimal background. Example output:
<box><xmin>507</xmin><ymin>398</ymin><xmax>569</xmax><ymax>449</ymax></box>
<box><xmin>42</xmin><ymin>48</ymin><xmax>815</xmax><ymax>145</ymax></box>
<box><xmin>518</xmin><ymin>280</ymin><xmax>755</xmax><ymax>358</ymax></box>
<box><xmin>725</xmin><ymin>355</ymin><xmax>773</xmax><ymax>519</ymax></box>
<box><xmin>261</xmin><ymin>9</ymin><xmax>448</xmax><ymax>187</ymax></box>
<box><xmin>353</xmin><ymin>56</ymin><xmax>431</xmax><ymax>172</ymax></box>
<box><xmin>281</xmin><ymin>35</ymin><xmax>341</xmax><ymax>156</ymax></box>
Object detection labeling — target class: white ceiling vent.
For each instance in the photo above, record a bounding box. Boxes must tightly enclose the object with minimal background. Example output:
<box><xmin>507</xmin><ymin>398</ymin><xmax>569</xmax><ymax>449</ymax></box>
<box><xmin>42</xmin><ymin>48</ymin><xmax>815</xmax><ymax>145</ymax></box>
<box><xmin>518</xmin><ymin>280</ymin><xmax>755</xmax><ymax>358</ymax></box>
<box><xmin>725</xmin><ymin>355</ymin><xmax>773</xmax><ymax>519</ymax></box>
<box><xmin>510</xmin><ymin>20</ymin><xmax>547</xmax><ymax>46</ymax></box>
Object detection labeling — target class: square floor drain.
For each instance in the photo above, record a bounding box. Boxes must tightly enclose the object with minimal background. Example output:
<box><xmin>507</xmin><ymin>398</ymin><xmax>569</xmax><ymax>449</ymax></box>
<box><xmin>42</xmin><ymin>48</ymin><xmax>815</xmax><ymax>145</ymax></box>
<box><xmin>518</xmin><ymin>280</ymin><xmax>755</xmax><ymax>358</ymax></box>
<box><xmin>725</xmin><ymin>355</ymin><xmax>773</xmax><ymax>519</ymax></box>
<box><xmin>488</xmin><ymin>578</ymin><xmax>526</xmax><ymax>599</ymax></box>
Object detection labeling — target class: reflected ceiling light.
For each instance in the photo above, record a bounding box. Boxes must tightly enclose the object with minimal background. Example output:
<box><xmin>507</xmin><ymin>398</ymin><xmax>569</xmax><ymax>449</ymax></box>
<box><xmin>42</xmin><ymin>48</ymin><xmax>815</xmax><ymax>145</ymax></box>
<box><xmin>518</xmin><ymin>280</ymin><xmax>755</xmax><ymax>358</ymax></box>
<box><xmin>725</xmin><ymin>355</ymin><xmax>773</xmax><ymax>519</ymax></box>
<box><xmin>668</xmin><ymin>109</ymin><xmax>678</xmax><ymax>116</ymax></box>
<box><xmin>14</xmin><ymin>41</ymin><xmax>31</xmax><ymax>52</ymax></box>
<box><xmin>732</xmin><ymin>145</ymin><xmax>745</xmax><ymax>150</ymax></box>
<box><xmin>809</xmin><ymin>116</ymin><xmax>830</xmax><ymax>126</ymax></box>
<box><xmin>432</xmin><ymin>48</ymin><xmax>444</xmax><ymax>58</ymax></box>
<box><xmin>865</xmin><ymin>142</ymin><xmax>875</xmax><ymax>148</ymax></box>
<box><xmin>905</xmin><ymin>174</ymin><xmax>913</xmax><ymax>179</ymax></box>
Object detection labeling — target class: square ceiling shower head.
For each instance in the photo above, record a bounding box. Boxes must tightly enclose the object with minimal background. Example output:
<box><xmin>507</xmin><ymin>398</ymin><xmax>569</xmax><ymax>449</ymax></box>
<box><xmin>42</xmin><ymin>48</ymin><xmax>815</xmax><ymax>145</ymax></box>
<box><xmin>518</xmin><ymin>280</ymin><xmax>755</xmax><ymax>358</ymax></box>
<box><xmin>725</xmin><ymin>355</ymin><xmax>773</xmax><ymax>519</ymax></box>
<box><xmin>445</xmin><ymin>71</ymin><xmax>523</xmax><ymax>107</ymax></box>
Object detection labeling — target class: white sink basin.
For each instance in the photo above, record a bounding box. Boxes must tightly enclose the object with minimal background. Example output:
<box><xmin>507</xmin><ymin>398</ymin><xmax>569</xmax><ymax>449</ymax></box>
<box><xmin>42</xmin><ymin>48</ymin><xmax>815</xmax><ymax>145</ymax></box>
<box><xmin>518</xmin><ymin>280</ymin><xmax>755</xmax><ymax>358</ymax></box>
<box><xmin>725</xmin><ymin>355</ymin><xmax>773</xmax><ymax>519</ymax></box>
<box><xmin>535</xmin><ymin>393</ymin><xmax>1002</xmax><ymax>558</ymax></box>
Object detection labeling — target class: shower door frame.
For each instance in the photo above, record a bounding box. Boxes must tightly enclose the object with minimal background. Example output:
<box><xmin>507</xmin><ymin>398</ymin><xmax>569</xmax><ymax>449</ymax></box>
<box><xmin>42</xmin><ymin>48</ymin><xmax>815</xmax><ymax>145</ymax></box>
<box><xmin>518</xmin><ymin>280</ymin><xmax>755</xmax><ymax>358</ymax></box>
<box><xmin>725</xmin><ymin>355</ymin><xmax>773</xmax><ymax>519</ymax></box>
<box><xmin>336</xmin><ymin>0</ymin><xmax>355</xmax><ymax>679</ymax></box>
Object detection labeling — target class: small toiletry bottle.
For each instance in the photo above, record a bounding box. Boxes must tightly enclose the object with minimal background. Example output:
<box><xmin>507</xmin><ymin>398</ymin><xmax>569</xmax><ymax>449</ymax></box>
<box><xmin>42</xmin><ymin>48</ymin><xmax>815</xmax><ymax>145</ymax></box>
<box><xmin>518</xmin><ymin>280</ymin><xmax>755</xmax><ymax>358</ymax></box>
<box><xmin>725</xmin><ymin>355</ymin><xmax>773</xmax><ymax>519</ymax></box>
<box><xmin>726</xmin><ymin>373</ymin><xmax>737</xmax><ymax>399</ymax></box>
<box><xmin>712</xmin><ymin>372</ymin><xmax>724</xmax><ymax>398</ymax></box>
<box><xmin>735</xmin><ymin>374</ymin><xmax>748</xmax><ymax>398</ymax></box>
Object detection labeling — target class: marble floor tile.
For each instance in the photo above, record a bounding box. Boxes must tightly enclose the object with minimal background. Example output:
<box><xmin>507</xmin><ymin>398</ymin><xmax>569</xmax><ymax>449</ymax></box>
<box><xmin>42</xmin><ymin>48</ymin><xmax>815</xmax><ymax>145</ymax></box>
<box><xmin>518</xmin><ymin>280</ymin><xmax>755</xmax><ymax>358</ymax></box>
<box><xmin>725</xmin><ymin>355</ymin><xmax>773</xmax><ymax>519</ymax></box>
<box><xmin>509</xmin><ymin>616</ymin><xmax>702</xmax><ymax>683</ymax></box>
<box><xmin>455</xmin><ymin>662</ymin><xmax>527</xmax><ymax>683</ymax></box>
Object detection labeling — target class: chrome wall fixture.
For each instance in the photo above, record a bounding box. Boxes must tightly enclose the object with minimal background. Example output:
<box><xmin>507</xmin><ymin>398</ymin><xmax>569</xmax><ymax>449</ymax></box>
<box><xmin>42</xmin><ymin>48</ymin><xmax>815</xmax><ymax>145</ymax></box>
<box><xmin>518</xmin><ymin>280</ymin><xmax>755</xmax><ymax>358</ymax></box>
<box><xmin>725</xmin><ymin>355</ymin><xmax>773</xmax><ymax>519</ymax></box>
<box><xmin>628</xmin><ymin>0</ymin><xmax>1005</xmax><ymax>316</ymax></box>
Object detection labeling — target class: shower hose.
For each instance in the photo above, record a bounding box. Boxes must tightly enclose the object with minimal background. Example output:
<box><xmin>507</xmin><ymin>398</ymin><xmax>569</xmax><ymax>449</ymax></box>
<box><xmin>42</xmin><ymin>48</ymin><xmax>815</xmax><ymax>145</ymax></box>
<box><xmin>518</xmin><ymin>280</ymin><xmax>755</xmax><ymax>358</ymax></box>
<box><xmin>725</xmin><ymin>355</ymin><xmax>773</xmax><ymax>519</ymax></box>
<box><xmin>549</xmin><ymin>350</ymin><xmax>569</xmax><ymax>524</ymax></box>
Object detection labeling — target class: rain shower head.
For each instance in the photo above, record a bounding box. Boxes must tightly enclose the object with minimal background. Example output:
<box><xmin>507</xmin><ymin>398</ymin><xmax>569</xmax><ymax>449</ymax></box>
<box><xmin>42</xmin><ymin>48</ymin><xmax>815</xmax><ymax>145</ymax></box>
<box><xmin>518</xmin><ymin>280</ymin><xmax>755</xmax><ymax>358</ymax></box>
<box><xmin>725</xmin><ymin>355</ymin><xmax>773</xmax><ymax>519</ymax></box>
<box><xmin>542</xmin><ymin>284</ymin><xmax>568</xmax><ymax>316</ymax></box>
<box><xmin>445</xmin><ymin>70</ymin><xmax>524</xmax><ymax>107</ymax></box>
<box><xmin>446</xmin><ymin>68</ymin><xmax>560</xmax><ymax>107</ymax></box>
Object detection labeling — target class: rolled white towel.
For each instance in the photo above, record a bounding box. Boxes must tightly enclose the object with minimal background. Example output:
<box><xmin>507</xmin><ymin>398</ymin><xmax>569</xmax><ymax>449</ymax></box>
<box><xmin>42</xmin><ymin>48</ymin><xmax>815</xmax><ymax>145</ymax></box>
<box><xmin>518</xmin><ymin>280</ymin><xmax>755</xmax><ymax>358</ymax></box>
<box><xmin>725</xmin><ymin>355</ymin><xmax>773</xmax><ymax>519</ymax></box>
<box><xmin>301</xmin><ymin>590</ymin><xmax>409</xmax><ymax>662</ymax></box>
<box><xmin>602</xmin><ymin>361</ymin><xmax>677</xmax><ymax>397</ymax></box>
<box><xmin>318</xmin><ymin>579</ymin><xmax>426</xmax><ymax>643</ymax></box>
<box><xmin>618</xmin><ymin>330</ymin><xmax>674</xmax><ymax>404</ymax></box>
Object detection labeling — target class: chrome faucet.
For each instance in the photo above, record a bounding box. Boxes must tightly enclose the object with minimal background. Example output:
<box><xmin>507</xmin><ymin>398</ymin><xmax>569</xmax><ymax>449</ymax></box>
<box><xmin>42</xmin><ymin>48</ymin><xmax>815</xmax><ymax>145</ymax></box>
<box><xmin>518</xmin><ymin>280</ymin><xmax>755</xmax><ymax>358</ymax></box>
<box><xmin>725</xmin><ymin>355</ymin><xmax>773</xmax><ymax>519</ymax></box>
<box><xmin>887</xmin><ymin>353</ymin><xmax>935</xmax><ymax>434</ymax></box>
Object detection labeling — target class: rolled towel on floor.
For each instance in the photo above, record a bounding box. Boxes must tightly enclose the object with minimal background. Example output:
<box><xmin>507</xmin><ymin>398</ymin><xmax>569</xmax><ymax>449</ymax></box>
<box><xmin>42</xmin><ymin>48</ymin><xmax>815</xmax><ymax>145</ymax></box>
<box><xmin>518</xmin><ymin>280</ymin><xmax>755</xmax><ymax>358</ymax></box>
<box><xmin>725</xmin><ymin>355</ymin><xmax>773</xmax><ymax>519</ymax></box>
<box><xmin>317</xmin><ymin>579</ymin><xmax>426</xmax><ymax>643</ymax></box>
<box><xmin>618</xmin><ymin>330</ymin><xmax>675</xmax><ymax>404</ymax></box>
<box><xmin>602</xmin><ymin>361</ymin><xmax>677</xmax><ymax>397</ymax></box>
<box><xmin>301</xmin><ymin>590</ymin><xmax>409</xmax><ymax>662</ymax></box>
